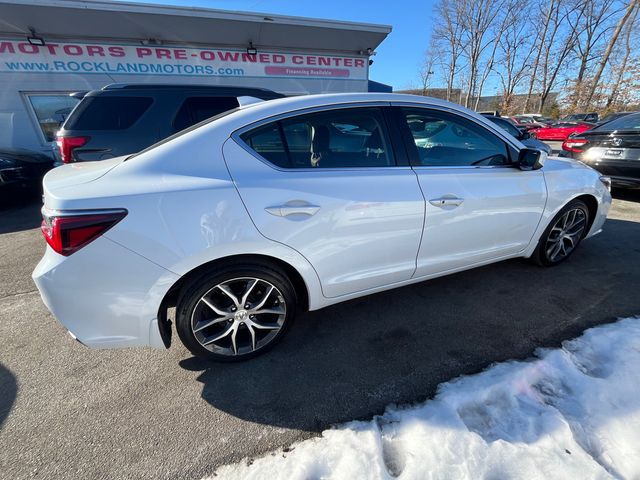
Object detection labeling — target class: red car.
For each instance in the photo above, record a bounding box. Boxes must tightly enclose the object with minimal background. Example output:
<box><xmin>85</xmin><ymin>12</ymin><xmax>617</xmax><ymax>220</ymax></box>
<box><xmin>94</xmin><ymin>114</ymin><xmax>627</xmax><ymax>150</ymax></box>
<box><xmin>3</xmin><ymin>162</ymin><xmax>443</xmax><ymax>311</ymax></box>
<box><xmin>531</xmin><ymin>122</ymin><xmax>595</xmax><ymax>141</ymax></box>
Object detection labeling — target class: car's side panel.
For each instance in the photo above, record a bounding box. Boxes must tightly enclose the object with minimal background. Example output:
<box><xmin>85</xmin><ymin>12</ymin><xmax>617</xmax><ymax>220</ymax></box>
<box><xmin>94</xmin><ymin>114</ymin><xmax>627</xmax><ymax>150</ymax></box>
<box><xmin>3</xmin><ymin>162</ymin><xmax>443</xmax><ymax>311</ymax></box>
<box><xmin>32</xmin><ymin>236</ymin><xmax>180</xmax><ymax>348</ymax></box>
<box><xmin>522</xmin><ymin>158</ymin><xmax>611</xmax><ymax>258</ymax></box>
<box><xmin>413</xmin><ymin>167</ymin><xmax>547</xmax><ymax>276</ymax></box>
<box><xmin>41</xmin><ymin>123</ymin><xmax>325</xmax><ymax>312</ymax></box>
<box><xmin>223</xmin><ymin>137</ymin><xmax>425</xmax><ymax>298</ymax></box>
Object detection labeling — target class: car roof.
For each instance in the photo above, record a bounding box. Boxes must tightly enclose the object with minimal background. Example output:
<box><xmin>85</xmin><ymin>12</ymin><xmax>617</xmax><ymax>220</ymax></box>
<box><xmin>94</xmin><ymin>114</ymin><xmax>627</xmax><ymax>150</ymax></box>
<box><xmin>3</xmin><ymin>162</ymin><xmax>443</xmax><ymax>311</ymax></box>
<box><xmin>206</xmin><ymin>92</ymin><xmax>521</xmax><ymax>145</ymax></box>
<box><xmin>87</xmin><ymin>83</ymin><xmax>284</xmax><ymax>99</ymax></box>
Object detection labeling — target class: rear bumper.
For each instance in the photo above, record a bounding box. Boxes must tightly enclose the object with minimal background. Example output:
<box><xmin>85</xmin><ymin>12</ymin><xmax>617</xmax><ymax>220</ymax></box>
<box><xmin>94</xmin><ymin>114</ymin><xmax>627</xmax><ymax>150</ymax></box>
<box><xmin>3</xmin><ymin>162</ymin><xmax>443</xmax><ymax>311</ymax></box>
<box><xmin>33</xmin><ymin>236</ymin><xmax>179</xmax><ymax>349</ymax></box>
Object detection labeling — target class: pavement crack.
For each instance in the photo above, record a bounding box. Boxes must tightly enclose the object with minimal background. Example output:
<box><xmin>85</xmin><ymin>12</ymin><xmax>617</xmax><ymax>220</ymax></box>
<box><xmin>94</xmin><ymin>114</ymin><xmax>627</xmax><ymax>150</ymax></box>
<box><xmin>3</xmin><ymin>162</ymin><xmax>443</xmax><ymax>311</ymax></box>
<box><xmin>0</xmin><ymin>289</ymin><xmax>39</xmax><ymax>300</ymax></box>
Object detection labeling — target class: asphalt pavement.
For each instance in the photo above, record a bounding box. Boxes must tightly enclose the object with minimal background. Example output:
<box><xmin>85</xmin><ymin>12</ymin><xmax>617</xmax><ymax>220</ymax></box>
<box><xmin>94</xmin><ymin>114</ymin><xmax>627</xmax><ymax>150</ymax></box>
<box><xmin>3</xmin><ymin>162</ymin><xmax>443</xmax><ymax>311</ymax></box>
<box><xmin>1</xmin><ymin>188</ymin><xmax>639</xmax><ymax>480</ymax></box>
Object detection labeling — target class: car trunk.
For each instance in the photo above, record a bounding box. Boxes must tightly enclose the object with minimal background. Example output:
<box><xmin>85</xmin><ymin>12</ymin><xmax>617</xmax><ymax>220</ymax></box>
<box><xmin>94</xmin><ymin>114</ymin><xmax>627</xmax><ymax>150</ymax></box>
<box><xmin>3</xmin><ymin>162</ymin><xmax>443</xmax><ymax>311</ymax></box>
<box><xmin>42</xmin><ymin>156</ymin><xmax>126</xmax><ymax>210</ymax></box>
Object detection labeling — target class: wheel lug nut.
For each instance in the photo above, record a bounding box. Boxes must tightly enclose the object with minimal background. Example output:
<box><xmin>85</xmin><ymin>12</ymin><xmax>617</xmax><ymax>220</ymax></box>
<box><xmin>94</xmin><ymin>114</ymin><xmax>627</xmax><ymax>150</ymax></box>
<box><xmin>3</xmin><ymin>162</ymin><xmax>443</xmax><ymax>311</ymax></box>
<box><xmin>245</xmin><ymin>304</ymin><xmax>250</xmax><ymax>309</ymax></box>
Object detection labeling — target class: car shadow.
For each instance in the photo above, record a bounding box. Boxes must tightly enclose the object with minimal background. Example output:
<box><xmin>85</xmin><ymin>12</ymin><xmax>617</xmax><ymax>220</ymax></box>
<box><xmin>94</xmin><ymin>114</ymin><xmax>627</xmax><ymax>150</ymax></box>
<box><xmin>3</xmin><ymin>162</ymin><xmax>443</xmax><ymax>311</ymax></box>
<box><xmin>0</xmin><ymin>363</ymin><xmax>17</xmax><ymax>430</ymax></box>
<box><xmin>612</xmin><ymin>188</ymin><xmax>640</xmax><ymax>203</ymax></box>
<box><xmin>0</xmin><ymin>188</ymin><xmax>42</xmax><ymax>234</ymax></box>
<box><xmin>180</xmin><ymin>217</ymin><xmax>640</xmax><ymax>433</ymax></box>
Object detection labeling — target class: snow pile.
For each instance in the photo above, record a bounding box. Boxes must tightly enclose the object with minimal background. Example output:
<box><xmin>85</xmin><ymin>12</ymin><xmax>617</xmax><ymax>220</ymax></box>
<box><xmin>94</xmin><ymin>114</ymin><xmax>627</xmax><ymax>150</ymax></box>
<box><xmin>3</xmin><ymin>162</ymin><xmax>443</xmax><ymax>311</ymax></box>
<box><xmin>211</xmin><ymin>317</ymin><xmax>640</xmax><ymax>480</ymax></box>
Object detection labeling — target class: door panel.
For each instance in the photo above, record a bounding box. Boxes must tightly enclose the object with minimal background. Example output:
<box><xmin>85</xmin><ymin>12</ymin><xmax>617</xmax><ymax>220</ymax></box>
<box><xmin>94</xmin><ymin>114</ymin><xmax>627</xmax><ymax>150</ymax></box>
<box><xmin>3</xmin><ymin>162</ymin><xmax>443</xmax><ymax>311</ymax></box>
<box><xmin>223</xmin><ymin>129</ymin><xmax>424</xmax><ymax>298</ymax></box>
<box><xmin>413</xmin><ymin>167</ymin><xmax>546</xmax><ymax>276</ymax></box>
<box><xmin>393</xmin><ymin>105</ymin><xmax>547</xmax><ymax>276</ymax></box>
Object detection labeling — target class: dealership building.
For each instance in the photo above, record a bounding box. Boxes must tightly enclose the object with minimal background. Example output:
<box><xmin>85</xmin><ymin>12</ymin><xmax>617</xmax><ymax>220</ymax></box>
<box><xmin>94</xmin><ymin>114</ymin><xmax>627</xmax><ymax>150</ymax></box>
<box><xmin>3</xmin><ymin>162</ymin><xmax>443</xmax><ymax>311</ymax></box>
<box><xmin>0</xmin><ymin>0</ymin><xmax>391</xmax><ymax>157</ymax></box>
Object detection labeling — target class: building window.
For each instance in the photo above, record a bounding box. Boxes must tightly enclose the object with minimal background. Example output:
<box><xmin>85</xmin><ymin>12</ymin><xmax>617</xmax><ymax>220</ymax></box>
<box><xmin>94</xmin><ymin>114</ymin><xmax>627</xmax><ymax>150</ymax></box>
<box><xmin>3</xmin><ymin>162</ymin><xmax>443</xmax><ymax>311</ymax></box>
<box><xmin>25</xmin><ymin>93</ymin><xmax>80</xmax><ymax>142</ymax></box>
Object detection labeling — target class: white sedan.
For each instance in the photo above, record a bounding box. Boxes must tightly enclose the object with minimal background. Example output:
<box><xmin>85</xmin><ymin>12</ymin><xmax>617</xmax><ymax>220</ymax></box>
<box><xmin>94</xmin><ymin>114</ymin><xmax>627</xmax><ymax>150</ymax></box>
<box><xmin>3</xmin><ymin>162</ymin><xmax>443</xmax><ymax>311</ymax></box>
<box><xmin>33</xmin><ymin>93</ymin><xmax>612</xmax><ymax>361</ymax></box>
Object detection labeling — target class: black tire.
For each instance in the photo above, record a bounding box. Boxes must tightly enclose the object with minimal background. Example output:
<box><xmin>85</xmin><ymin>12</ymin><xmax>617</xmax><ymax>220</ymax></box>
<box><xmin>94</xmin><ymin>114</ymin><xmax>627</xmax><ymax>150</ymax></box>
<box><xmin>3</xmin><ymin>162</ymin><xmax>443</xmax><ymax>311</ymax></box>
<box><xmin>175</xmin><ymin>263</ymin><xmax>297</xmax><ymax>362</ymax></box>
<box><xmin>531</xmin><ymin>199</ymin><xmax>590</xmax><ymax>267</ymax></box>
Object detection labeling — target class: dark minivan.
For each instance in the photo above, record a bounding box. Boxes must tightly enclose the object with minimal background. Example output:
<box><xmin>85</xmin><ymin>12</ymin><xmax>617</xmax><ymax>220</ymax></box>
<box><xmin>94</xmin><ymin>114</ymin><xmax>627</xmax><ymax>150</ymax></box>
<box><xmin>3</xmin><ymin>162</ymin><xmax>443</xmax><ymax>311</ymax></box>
<box><xmin>56</xmin><ymin>84</ymin><xmax>283</xmax><ymax>164</ymax></box>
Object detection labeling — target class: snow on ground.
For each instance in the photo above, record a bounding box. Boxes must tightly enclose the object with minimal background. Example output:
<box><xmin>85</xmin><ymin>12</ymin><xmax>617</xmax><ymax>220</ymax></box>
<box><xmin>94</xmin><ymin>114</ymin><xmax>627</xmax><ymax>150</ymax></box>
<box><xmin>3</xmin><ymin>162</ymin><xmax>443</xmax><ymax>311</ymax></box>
<box><xmin>211</xmin><ymin>317</ymin><xmax>640</xmax><ymax>480</ymax></box>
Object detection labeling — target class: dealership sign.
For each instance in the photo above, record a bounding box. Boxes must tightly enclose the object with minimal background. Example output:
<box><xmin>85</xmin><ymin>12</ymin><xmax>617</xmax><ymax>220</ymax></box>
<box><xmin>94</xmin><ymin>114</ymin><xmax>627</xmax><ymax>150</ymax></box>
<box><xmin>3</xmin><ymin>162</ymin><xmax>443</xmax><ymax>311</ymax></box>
<box><xmin>0</xmin><ymin>40</ymin><xmax>368</xmax><ymax>80</ymax></box>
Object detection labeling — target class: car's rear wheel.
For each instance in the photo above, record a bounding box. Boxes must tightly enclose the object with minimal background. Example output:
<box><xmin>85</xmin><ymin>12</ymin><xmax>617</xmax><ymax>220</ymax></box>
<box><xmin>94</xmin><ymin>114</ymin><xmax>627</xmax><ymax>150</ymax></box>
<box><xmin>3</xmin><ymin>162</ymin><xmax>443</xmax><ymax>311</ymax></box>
<box><xmin>532</xmin><ymin>199</ymin><xmax>590</xmax><ymax>266</ymax></box>
<box><xmin>175</xmin><ymin>264</ymin><xmax>296</xmax><ymax>361</ymax></box>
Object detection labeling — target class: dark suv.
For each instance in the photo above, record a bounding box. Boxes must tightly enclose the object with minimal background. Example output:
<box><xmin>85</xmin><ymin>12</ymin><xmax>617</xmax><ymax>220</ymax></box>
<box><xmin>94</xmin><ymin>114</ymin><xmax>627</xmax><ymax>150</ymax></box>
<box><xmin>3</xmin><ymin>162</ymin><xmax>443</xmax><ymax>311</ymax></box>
<box><xmin>56</xmin><ymin>84</ymin><xmax>283</xmax><ymax>163</ymax></box>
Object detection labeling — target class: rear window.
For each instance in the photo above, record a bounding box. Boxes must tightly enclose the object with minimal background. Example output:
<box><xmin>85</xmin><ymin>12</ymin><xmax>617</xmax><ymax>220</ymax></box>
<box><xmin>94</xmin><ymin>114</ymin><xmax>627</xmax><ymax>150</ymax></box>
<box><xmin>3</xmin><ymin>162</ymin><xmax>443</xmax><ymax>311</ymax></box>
<box><xmin>593</xmin><ymin>112</ymin><xmax>640</xmax><ymax>131</ymax></box>
<box><xmin>173</xmin><ymin>96</ymin><xmax>239</xmax><ymax>132</ymax></box>
<box><xmin>65</xmin><ymin>96</ymin><xmax>153</xmax><ymax>130</ymax></box>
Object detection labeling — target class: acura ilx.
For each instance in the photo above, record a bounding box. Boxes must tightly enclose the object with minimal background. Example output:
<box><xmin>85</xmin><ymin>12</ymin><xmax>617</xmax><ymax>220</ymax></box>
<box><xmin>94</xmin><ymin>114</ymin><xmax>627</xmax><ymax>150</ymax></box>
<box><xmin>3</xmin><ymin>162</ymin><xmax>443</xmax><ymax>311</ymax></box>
<box><xmin>33</xmin><ymin>93</ymin><xmax>612</xmax><ymax>361</ymax></box>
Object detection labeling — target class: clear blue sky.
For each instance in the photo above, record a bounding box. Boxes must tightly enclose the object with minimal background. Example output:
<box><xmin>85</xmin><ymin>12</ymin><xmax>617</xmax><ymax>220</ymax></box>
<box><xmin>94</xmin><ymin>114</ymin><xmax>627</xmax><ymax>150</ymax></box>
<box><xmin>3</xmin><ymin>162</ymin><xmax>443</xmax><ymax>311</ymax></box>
<box><xmin>123</xmin><ymin>0</ymin><xmax>435</xmax><ymax>89</ymax></box>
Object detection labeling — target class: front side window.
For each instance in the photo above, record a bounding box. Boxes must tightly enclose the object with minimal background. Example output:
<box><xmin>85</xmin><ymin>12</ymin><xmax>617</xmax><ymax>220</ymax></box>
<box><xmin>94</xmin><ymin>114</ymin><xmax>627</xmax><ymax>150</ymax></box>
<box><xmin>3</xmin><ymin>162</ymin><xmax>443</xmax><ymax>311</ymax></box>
<box><xmin>25</xmin><ymin>93</ymin><xmax>80</xmax><ymax>142</ymax></box>
<box><xmin>240</xmin><ymin>107</ymin><xmax>395</xmax><ymax>169</ymax></box>
<box><xmin>401</xmin><ymin>108</ymin><xmax>510</xmax><ymax>167</ymax></box>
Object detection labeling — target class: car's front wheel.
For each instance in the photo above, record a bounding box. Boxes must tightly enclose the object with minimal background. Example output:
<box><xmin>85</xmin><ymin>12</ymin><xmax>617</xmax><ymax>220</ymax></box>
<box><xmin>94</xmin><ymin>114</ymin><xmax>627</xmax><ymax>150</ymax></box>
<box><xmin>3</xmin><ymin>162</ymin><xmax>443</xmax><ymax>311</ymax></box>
<box><xmin>175</xmin><ymin>263</ymin><xmax>296</xmax><ymax>361</ymax></box>
<box><xmin>532</xmin><ymin>199</ymin><xmax>590</xmax><ymax>266</ymax></box>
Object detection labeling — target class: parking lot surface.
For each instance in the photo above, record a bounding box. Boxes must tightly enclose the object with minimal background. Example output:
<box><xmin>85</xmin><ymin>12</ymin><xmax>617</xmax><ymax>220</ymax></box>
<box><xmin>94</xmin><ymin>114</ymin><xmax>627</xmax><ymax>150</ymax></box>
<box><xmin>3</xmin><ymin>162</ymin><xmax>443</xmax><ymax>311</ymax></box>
<box><xmin>1</xmin><ymin>190</ymin><xmax>639</xmax><ymax>480</ymax></box>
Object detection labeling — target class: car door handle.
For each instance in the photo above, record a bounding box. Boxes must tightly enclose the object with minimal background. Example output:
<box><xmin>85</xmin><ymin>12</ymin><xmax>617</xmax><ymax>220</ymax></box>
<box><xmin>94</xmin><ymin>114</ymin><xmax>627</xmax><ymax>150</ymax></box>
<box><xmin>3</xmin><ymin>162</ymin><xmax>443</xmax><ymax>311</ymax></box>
<box><xmin>429</xmin><ymin>197</ymin><xmax>464</xmax><ymax>208</ymax></box>
<box><xmin>265</xmin><ymin>201</ymin><xmax>321</xmax><ymax>217</ymax></box>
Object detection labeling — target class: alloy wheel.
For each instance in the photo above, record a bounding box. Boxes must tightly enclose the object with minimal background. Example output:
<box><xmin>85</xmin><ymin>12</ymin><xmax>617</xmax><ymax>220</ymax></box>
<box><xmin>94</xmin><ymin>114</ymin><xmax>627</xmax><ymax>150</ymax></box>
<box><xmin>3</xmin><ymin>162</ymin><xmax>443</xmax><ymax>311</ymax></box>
<box><xmin>545</xmin><ymin>207</ymin><xmax>587</xmax><ymax>263</ymax></box>
<box><xmin>190</xmin><ymin>277</ymin><xmax>286</xmax><ymax>356</ymax></box>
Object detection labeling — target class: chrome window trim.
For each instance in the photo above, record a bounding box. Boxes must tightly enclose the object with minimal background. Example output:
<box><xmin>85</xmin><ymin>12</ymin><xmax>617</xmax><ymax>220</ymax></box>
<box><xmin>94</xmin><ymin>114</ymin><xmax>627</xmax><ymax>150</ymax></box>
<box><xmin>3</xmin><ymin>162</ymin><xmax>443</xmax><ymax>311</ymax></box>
<box><xmin>411</xmin><ymin>164</ymin><xmax>515</xmax><ymax>171</ymax></box>
<box><xmin>231</xmin><ymin>102</ymin><xmax>413</xmax><ymax>173</ymax></box>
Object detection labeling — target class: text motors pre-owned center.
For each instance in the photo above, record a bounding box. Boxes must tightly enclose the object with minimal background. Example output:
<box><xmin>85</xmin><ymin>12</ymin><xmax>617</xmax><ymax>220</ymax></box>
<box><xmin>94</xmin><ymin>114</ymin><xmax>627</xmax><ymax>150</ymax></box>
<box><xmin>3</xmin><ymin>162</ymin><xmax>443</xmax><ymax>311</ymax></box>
<box><xmin>0</xmin><ymin>0</ymin><xmax>391</xmax><ymax>158</ymax></box>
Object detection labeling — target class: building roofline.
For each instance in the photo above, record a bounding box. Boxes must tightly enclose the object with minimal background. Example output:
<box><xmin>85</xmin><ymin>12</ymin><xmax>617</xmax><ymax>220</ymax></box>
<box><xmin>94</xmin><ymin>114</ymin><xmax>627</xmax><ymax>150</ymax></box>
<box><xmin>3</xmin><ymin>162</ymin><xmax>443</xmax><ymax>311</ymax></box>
<box><xmin>0</xmin><ymin>0</ymin><xmax>392</xmax><ymax>33</ymax></box>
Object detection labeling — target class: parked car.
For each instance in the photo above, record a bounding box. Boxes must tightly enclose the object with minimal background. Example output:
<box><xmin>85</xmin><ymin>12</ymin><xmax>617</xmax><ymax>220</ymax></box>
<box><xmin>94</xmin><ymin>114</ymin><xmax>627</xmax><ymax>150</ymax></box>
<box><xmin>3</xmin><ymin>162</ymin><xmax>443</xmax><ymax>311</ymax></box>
<box><xmin>483</xmin><ymin>115</ymin><xmax>552</xmax><ymax>154</ymax></box>
<box><xmin>596</xmin><ymin>111</ymin><xmax>637</xmax><ymax>126</ymax></box>
<box><xmin>521</xmin><ymin>113</ymin><xmax>555</xmax><ymax>124</ymax></box>
<box><xmin>561</xmin><ymin>112</ymin><xmax>599</xmax><ymax>123</ymax></box>
<box><xmin>0</xmin><ymin>148</ymin><xmax>53</xmax><ymax>190</ymax></box>
<box><xmin>562</xmin><ymin>111</ymin><xmax>640</xmax><ymax>188</ymax></box>
<box><xmin>513</xmin><ymin>114</ymin><xmax>553</xmax><ymax>127</ymax></box>
<box><xmin>33</xmin><ymin>93</ymin><xmax>611</xmax><ymax>361</ymax></box>
<box><xmin>56</xmin><ymin>84</ymin><xmax>284</xmax><ymax>164</ymax></box>
<box><xmin>509</xmin><ymin>116</ymin><xmax>547</xmax><ymax>131</ymax></box>
<box><xmin>531</xmin><ymin>122</ymin><xmax>595</xmax><ymax>141</ymax></box>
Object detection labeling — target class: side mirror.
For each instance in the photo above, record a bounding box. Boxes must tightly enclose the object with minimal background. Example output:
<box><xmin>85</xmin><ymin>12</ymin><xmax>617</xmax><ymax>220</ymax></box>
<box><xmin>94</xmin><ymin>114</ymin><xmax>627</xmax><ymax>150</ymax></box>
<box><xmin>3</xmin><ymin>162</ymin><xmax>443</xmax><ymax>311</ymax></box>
<box><xmin>517</xmin><ymin>148</ymin><xmax>546</xmax><ymax>171</ymax></box>
<box><xmin>519</xmin><ymin>130</ymin><xmax>531</xmax><ymax>140</ymax></box>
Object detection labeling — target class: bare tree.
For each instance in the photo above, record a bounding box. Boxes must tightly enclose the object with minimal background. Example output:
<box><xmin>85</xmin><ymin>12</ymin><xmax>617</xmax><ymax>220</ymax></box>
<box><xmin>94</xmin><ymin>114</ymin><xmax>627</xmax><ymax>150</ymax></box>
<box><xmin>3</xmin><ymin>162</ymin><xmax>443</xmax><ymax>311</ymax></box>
<box><xmin>473</xmin><ymin>0</ymin><xmax>523</xmax><ymax>110</ymax></box>
<box><xmin>536</xmin><ymin>0</ymin><xmax>587</xmax><ymax>112</ymax></box>
<box><xmin>496</xmin><ymin>0</ymin><xmax>534</xmax><ymax>113</ymax></box>
<box><xmin>457</xmin><ymin>0</ymin><xmax>504</xmax><ymax>108</ymax></box>
<box><xmin>523</xmin><ymin>0</ymin><xmax>557</xmax><ymax>113</ymax></box>
<box><xmin>419</xmin><ymin>41</ymin><xmax>440</xmax><ymax>95</ymax></box>
<box><xmin>432</xmin><ymin>0</ymin><xmax>467</xmax><ymax>101</ymax></box>
<box><xmin>584</xmin><ymin>0</ymin><xmax>639</xmax><ymax>106</ymax></box>
<box><xmin>606</xmin><ymin>3</ymin><xmax>639</xmax><ymax>107</ymax></box>
<box><xmin>423</xmin><ymin>0</ymin><xmax>640</xmax><ymax>115</ymax></box>
<box><xmin>569</xmin><ymin>0</ymin><xmax>621</xmax><ymax>108</ymax></box>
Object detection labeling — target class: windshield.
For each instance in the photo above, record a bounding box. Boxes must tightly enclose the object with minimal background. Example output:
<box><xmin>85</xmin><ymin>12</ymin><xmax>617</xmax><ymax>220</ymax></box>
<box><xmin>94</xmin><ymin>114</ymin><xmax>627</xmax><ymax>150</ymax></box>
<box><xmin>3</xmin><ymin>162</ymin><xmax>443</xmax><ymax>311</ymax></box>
<box><xmin>592</xmin><ymin>112</ymin><xmax>640</xmax><ymax>132</ymax></box>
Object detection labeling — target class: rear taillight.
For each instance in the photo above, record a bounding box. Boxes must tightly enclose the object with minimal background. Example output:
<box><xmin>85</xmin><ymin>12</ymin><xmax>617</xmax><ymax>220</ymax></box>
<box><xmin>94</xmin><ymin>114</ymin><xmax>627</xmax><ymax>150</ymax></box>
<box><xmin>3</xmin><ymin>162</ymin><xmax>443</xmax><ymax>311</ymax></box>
<box><xmin>41</xmin><ymin>210</ymin><xmax>127</xmax><ymax>256</ymax></box>
<box><xmin>56</xmin><ymin>135</ymin><xmax>89</xmax><ymax>163</ymax></box>
<box><xmin>562</xmin><ymin>138</ymin><xmax>589</xmax><ymax>153</ymax></box>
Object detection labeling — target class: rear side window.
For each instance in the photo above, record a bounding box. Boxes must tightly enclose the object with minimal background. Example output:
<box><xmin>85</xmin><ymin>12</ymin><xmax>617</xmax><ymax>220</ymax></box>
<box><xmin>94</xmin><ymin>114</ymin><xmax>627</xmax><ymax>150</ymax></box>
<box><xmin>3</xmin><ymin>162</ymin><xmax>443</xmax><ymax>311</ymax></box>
<box><xmin>65</xmin><ymin>96</ymin><xmax>152</xmax><ymax>130</ymax></box>
<box><xmin>173</xmin><ymin>96</ymin><xmax>239</xmax><ymax>132</ymax></box>
<box><xmin>240</xmin><ymin>107</ymin><xmax>395</xmax><ymax>169</ymax></box>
